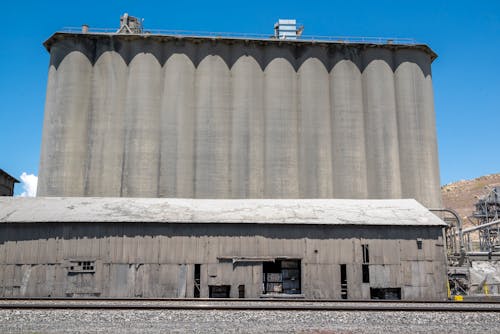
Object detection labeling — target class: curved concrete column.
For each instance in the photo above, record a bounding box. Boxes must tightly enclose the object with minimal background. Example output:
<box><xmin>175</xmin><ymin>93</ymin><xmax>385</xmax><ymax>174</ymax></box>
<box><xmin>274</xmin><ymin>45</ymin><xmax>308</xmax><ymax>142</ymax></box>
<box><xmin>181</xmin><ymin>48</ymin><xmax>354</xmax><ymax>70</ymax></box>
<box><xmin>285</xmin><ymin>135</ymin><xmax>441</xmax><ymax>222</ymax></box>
<box><xmin>122</xmin><ymin>51</ymin><xmax>162</xmax><ymax>197</ymax></box>
<box><xmin>263</xmin><ymin>55</ymin><xmax>299</xmax><ymax>198</ymax></box>
<box><xmin>362</xmin><ymin>49</ymin><xmax>402</xmax><ymax>199</ymax></box>
<box><xmin>231</xmin><ymin>55</ymin><xmax>264</xmax><ymax>198</ymax></box>
<box><xmin>298</xmin><ymin>57</ymin><xmax>332</xmax><ymax>198</ymax></box>
<box><xmin>159</xmin><ymin>53</ymin><xmax>196</xmax><ymax>198</ymax></box>
<box><xmin>85</xmin><ymin>51</ymin><xmax>128</xmax><ymax>196</ymax></box>
<box><xmin>194</xmin><ymin>53</ymin><xmax>232</xmax><ymax>198</ymax></box>
<box><xmin>394</xmin><ymin>50</ymin><xmax>441</xmax><ymax>207</ymax></box>
<box><xmin>39</xmin><ymin>50</ymin><xmax>92</xmax><ymax>196</ymax></box>
<box><xmin>330</xmin><ymin>59</ymin><xmax>368</xmax><ymax>198</ymax></box>
<box><xmin>37</xmin><ymin>63</ymin><xmax>58</xmax><ymax>196</ymax></box>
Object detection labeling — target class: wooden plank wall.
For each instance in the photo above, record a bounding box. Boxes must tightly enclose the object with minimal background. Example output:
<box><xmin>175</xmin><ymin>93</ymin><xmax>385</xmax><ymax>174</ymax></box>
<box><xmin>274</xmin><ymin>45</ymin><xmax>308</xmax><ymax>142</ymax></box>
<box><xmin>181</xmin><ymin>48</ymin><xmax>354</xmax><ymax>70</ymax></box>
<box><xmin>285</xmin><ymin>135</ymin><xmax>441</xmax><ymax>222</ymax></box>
<box><xmin>0</xmin><ymin>223</ymin><xmax>447</xmax><ymax>299</ymax></box>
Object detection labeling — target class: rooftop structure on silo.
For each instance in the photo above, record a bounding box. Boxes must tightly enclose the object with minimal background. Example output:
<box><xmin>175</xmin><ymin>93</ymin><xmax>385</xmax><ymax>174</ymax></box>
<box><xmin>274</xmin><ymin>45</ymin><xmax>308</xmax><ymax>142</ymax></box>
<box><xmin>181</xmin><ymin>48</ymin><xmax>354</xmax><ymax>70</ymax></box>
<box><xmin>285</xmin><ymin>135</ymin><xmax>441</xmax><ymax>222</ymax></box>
<box><xmin>273</xmin><ymin>19</ymin><xmax>303</xmax><ymax>40</ymax></box>
<box><xmin>117</xmin><ymin>13</ymin><xmax>143</xmax><ymax>34</ymax></box>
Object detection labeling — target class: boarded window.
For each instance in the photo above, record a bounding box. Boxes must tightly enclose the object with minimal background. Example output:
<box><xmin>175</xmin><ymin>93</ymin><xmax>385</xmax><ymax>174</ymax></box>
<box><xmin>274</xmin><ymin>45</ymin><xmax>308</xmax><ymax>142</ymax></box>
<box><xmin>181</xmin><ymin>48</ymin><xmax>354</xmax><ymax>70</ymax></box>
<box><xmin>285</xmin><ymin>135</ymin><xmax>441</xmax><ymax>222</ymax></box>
<box><xmin>370</xmin><ymin>287</ymin><xmax>401</xmax><ymax>300</ymax></box>
<box><xmin>68</xmin><ymin>260</ymin><xmax>95</xmax><ymax>274</ymax></box>
<box><xmin>209</xmin><ymin>285</ymin><xmax>230</xmax><ymax>298</ymax></box>
<box><xmin>238</xmin><ymin>285</ymin><xmax>245</xmax><ymax>298</ymax></box>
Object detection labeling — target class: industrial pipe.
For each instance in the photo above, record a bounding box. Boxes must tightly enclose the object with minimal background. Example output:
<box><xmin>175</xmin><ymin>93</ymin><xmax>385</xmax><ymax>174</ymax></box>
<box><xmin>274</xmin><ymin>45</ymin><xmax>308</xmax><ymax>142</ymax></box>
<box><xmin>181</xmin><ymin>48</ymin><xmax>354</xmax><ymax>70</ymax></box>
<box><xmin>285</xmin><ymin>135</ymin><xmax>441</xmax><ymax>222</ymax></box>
<box><xmin>429</xmin><ymin>208</ymin><xmax>465</xmax><ymax>265</ymax></box>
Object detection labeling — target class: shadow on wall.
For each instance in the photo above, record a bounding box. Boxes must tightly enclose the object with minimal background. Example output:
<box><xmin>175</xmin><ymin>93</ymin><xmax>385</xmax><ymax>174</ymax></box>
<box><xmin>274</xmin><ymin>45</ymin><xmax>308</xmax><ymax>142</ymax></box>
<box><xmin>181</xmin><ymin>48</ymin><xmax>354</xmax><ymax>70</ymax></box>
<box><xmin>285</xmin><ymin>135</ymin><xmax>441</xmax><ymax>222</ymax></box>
<box><xmin>46</xmin><ymin>34</ymin><xmax>434</xmax><ymax>77</ymax></box>
<box><xmin>0</xmin><ymin>223</ymin><xmax>442</xmax><ymax>244</ymax></box>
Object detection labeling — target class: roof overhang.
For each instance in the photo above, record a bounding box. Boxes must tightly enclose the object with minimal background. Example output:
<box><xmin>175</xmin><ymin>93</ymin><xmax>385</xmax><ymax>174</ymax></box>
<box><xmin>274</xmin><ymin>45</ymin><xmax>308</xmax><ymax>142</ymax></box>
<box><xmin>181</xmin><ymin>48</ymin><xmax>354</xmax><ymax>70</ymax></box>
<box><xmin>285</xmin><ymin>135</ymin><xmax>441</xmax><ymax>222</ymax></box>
<box><xmin>0</xmin><ymin>169</ymin><xmax>20</xmax><ymax>183</ymax></box>
<box><xmin>43</xmin><ymin>32</ymin><xmax>438</xmax><ymax>62</ymax></box>
<box><xmin>0</xmin><ymin>197</ymin><xmax>446</xmax><ymax>226</ymax></box>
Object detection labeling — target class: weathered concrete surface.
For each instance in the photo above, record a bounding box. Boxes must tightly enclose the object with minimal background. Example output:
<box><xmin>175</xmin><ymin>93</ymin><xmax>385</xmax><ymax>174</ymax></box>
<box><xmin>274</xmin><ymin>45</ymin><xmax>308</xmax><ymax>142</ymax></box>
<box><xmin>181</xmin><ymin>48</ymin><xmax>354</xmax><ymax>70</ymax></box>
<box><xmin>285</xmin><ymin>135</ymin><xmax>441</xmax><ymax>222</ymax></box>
<box><xmin>0</xmin><ymin>197</ymin><xmax>445</xmax><ymax>226</ymax></box>
<box><xmin>38</xmin><ymin>33</ymin><xmax>442</xmax><ymax>208</ymax></box>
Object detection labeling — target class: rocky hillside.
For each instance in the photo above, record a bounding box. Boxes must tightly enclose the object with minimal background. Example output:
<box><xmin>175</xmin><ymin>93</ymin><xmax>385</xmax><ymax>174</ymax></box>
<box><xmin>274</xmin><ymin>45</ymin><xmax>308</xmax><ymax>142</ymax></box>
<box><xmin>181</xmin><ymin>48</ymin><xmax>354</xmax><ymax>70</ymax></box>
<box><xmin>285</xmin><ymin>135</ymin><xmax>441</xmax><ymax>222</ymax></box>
<box><xmin>441</xmin><ymin>173</ymin><xmax>500</xmax><ymax>226</ymax></box>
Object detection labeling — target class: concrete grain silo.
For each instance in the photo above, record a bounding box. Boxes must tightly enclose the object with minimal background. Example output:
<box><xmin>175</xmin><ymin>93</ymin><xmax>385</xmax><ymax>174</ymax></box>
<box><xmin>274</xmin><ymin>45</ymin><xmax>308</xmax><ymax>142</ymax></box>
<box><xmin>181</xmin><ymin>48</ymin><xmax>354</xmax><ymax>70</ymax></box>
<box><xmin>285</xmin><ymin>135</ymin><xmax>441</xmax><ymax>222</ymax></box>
<box><xmin>38</xmin><ymin>29</ymin><xmax>441</xmax><ymax>208</ymax></box>
<box><xmin>0</xmin><ymin>20</ymin><xmax>450</xmax><ymax>300</ymax></box>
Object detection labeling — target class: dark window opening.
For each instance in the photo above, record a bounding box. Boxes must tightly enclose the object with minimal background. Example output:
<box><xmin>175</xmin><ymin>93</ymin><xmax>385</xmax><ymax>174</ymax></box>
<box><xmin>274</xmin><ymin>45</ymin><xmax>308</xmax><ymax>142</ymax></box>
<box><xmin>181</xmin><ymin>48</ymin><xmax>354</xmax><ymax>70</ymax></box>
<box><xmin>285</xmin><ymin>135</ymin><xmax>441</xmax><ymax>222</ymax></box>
<box><xmin>209</xmin><ymin>285</ymin><xmax>230</xmax><ymax>298</ymax></box>
<box><xmin>361</xmin><ymin>244</ymin><xmax>370</xmax><ymax>284</ymax></box>
<box><xmin>340</xmin><ymin>264</ymin><xmax>348</xmax><ymax>299</ymax></box>
<box><xmin>68</xmin><ymin>260</ymin><xmax>95</xmax><ymax>274</ymax></box>
<box><xmin>362</xmin><ymin>244</ymin><xmax>369</xmax><ymax>263</ymax></box>
<box><xmin>194</xmin><ymin>264</ymin><xmax>201</xmax><ymax>298</ymax></box>
<box><xmin>417</xmin><ymin>238</ymin><xmax>423</xmax><ymax>250</ymax></box>
<box><xmin>238</xmin><ymin>285</ymin><xmax>245</xmax><ymax>298</ymax></box>
<box><xmin>81</xmin><ymin>261</ymin><xmax>94</xmax><ymax>271</ymax></box>
<box><xmin>263</xmin><ymin>259</ymin><xmax>301</xmax><ymax>295</ymax></box>
<box><xmin>362</xmin><ymin>264</ymin><xmax>370</xmax><ymax>283</ymax></box>
<box><xmin>370</xmin><ymin>288</ymin><xmax>401</xmax><ymax>300</ymax></box>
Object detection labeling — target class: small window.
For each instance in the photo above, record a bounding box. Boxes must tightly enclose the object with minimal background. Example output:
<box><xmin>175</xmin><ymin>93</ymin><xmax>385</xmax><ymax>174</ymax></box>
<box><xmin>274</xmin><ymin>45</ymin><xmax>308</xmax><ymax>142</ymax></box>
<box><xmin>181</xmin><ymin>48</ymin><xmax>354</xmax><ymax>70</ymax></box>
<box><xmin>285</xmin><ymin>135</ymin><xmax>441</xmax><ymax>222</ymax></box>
<box><xmin>361</xmin><ymin>244</ymin><xmax>370</xmax><ymax>283</ymax></box>
<box><xmin>238</xmin><ymin>285</ymin><xmax>245</xmax><ymax>298</ymax></box>
<box><xmin>194</xmin><ymin>264</ymin><xmax>201</xmax><ymax>298</ymax></box>
<box><xmin>68</xmin><ymin>260</ymin><xmax>95</xmax><ymax>274</ymax></box>
<box><xmin>362</xmin><ymin>244</ymin><xmax>369</xmax><ymax>263</ymax></box>
<box><xmin>362</xmin><ymin>264</ymin><xmax>370</xmax><ymax>283</ymax></box>
<box><xmin>417</xmin><ymin>238</ymin><xmax>423</xmax><ymax>250</ymax></box>
<box><xmin>340</xmin><ymin>264</ymin><xmax>348</xmax><ymax>299</ymax></box>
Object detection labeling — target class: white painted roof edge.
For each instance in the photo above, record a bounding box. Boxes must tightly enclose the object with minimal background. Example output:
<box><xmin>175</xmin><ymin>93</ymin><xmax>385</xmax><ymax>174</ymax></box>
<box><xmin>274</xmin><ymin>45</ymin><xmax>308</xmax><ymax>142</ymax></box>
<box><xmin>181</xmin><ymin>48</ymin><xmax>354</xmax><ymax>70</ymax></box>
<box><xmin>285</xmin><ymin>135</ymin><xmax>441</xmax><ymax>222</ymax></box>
<box><xmin>0</xmin><ymin>197</ymin><xmax>446</xmax><ymax>226</ymax></box>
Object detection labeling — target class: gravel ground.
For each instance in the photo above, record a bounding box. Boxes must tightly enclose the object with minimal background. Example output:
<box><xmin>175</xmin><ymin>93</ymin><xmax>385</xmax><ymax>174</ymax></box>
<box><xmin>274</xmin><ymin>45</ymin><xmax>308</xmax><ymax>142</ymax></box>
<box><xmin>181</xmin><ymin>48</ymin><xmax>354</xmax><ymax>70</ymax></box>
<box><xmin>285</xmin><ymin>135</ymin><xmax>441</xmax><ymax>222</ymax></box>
<box><xmin>0</xmin><ymin>309</ymin><xmax>498</xmax><ymax>334</ymax></box>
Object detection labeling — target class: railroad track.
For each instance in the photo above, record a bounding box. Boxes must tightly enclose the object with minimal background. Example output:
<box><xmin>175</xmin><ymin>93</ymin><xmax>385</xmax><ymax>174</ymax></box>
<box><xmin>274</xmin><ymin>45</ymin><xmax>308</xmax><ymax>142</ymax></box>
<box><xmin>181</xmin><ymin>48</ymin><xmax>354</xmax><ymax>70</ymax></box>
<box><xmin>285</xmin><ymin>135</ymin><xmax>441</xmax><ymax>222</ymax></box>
<box><xmin>1</xmin><ymin>298</ymin><xmax>499</xmax><ymax>312</ymax></box>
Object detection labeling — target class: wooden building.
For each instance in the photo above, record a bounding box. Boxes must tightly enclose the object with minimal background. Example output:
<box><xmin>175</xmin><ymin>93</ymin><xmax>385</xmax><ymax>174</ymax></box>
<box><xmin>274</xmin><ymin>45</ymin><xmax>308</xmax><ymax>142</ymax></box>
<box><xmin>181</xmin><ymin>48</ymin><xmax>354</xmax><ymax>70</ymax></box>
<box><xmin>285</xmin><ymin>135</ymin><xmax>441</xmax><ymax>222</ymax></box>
<box><xmin>0</xmin><ymin>197</ymin><xmax>447</xmax><ymax>300</ymax></box>
<box><xmin>0</xmin><ymin>169</ymin><xmax>19</xmax><ymax>196</ymax></box>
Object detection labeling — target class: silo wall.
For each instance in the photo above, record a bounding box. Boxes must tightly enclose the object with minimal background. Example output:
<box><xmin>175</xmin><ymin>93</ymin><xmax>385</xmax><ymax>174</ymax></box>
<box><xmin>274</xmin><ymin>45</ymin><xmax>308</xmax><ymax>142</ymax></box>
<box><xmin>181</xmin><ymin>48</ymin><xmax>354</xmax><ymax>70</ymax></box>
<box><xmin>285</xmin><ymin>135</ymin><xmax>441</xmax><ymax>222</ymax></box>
<box><xmin>38</xmin><ymin>33</ymin><xmax>441</xmax><ymax>208</ymax></box>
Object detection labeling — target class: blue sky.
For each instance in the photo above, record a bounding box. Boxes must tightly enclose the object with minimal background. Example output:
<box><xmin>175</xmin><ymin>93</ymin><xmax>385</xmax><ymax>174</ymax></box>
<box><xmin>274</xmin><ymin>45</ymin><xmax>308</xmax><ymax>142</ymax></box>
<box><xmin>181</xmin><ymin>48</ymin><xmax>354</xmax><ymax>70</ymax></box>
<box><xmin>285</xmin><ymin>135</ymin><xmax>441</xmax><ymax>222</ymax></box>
<box><xmin>0</xmin><ymin>1</ymin><xmax>498</xmax><ymax>195</ymax></box>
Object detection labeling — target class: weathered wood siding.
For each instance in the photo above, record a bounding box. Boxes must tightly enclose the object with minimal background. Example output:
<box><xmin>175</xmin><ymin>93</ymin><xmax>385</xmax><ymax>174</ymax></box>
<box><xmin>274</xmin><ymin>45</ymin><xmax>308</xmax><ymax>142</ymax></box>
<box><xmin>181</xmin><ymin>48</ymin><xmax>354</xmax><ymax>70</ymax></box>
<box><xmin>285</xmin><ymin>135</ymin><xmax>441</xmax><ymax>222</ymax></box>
<box><xmin>0</xmin><ymin>223</ymin><xmax>447</xmax><ymax>300</ymax></box>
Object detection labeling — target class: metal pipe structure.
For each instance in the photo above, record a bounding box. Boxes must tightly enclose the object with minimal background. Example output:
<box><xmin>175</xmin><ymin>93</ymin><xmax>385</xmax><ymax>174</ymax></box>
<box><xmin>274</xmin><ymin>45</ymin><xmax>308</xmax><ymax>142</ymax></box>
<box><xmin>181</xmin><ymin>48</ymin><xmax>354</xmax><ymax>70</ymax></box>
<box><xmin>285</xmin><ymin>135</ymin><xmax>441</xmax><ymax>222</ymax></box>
<box><xmin>429</xmin><ymin>208</ymin><xmax>465</xmax><ymax>265</ymax></box>
<box><xmin>462</xmin><ymin>219</ymin><xmax>500</xmax><ymax>234</ymax></box>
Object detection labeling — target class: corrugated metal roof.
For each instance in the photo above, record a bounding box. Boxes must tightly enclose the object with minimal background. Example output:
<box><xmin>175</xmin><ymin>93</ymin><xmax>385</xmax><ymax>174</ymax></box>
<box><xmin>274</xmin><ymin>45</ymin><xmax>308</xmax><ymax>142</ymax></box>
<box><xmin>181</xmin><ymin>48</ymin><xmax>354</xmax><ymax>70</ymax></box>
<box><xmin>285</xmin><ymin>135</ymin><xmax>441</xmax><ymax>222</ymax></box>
<box><xmin>0</xmin><ymin>197</ymin><xmax>445</xmax><ymax>226</ymax></box>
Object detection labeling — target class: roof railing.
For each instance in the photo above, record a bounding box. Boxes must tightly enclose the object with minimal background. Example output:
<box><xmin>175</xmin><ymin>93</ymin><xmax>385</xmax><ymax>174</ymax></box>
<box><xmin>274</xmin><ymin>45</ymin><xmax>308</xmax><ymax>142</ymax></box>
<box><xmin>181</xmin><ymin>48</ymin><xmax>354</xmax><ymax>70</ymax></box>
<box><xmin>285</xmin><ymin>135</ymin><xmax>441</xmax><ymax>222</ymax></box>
<box><xmin>60</xmin><ymin>27</ymin><xmax>418</xmax><ymax>45</ymax></box>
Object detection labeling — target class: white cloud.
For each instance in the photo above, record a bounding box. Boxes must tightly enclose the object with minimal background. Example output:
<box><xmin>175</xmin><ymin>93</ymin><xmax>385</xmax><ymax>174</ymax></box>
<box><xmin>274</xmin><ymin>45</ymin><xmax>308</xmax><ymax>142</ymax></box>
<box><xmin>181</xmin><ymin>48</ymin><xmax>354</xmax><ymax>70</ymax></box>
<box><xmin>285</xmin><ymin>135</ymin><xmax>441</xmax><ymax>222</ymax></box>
<box><xmin>18</xmin><ymin>172</ymin><xmax>38</xmax><ymax>197</ymax></box>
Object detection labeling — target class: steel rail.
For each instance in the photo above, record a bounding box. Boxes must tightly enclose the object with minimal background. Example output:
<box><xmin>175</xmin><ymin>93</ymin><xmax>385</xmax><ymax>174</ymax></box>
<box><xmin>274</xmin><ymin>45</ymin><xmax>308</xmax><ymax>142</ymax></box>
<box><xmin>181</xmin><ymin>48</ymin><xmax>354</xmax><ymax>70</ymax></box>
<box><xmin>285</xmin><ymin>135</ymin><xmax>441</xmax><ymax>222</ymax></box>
<box><xmin>1</xmin><ymin>297</ymin><xmax>499</xmax><ymax>304</ymax></box>
<box><xmin>0</xmin><ymin>302</ymin><xmax>498</xmax><ymax>312</ymax></box>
